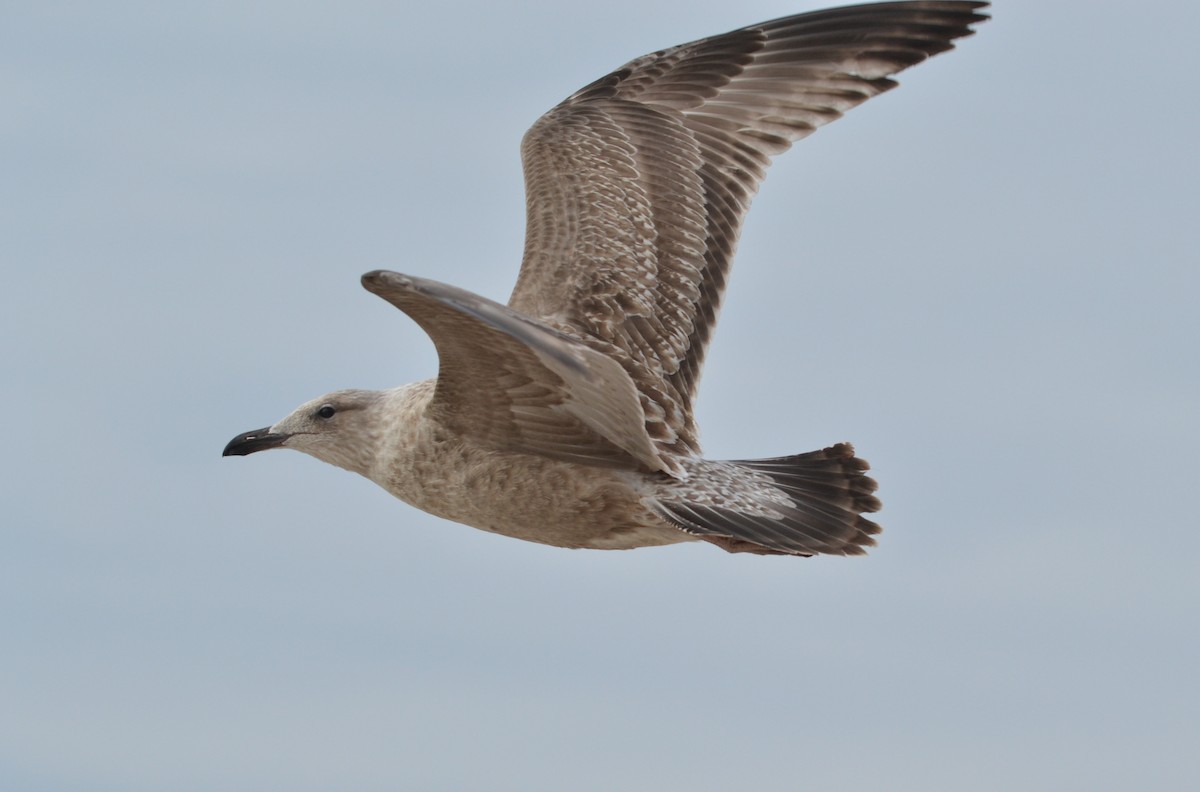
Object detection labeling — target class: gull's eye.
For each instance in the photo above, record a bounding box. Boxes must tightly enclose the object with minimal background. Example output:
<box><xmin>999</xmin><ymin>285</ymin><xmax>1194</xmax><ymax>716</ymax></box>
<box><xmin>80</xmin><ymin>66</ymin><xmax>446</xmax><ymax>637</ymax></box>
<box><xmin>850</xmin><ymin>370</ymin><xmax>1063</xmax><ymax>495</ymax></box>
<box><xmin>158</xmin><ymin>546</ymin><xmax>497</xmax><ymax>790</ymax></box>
<box><xmin>316</xmin><ymin>404</ymin><xmax>336</xmax><ymax>419</ymax></box>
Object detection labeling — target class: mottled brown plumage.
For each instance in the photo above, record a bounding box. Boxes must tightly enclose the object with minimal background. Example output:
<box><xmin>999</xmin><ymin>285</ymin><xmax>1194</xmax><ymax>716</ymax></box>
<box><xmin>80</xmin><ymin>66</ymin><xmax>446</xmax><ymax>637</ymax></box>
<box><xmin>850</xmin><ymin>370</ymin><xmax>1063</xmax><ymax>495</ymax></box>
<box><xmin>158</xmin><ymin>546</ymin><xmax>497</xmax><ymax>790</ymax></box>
<box><xmin>225</xmin><ymin>2</ymin><xmax>987</xmax><ymax>557</ymax></box>
<box><xmin>510</xmin><ymin>1</ymin><xmax>988</xmax><ymax>457</ymax></box>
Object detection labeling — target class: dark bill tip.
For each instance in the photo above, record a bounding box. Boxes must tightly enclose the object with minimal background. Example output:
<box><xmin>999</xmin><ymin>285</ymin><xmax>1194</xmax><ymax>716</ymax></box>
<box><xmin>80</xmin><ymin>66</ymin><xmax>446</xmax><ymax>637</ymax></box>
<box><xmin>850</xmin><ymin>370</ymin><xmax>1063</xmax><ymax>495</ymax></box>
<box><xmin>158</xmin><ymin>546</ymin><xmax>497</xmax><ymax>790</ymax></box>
<box><xmin>223</xmin><ymin>427</ymin><xmax>288</xmax><ymax>457</ymax></box>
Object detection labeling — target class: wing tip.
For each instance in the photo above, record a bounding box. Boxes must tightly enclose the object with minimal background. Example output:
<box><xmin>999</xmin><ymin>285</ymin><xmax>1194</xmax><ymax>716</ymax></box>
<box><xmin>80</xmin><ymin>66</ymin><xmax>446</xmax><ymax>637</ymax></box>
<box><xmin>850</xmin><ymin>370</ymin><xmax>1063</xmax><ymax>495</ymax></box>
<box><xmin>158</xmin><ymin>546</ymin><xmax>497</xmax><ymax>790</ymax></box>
<box><xmin>361</xmin><ymin>269</ymin><xmax>414</xmax><ymax>296</ymax></box>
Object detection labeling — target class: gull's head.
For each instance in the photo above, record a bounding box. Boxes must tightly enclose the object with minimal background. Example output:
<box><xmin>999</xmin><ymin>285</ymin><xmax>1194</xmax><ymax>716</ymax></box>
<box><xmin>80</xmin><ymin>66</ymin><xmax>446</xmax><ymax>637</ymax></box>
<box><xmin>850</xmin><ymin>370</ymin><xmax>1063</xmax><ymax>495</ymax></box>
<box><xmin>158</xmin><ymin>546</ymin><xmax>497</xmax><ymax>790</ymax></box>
<box><xmin>223</xmin><ymin>389</ymin><xmax>385</xmax><ymax>477</ymax></box>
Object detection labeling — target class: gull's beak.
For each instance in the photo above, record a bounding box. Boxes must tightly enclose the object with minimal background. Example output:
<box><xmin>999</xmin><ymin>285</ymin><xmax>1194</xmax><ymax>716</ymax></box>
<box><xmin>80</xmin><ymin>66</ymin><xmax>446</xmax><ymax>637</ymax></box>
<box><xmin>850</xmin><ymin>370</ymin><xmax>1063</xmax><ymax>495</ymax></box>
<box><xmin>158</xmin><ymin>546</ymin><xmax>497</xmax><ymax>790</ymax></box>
<box><xmin>223</xmin><ymin>427</ymin><xmax>288</xmax><ymax>457</ymax></box>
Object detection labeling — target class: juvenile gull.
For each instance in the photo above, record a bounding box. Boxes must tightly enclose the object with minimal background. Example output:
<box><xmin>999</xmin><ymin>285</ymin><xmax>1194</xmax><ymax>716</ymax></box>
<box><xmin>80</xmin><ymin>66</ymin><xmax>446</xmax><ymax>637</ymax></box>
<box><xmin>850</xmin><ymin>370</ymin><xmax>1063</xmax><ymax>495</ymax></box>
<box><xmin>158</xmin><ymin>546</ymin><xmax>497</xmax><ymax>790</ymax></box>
<box><xmin>225</xmin><ymin>1</ymin><xmax>988</xmax><ymax>556</ymax></box>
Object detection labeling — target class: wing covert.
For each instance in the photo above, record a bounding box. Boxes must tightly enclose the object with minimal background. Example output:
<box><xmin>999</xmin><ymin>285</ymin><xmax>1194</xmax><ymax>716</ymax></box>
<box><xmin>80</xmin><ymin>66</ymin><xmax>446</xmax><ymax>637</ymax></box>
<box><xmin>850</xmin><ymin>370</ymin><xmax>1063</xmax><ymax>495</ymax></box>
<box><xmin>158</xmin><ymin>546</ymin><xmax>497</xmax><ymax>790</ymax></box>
<box><xmin>362</xmin><ymin>270</ymin><xmax>679</xmax><ymax>475</ymax></box>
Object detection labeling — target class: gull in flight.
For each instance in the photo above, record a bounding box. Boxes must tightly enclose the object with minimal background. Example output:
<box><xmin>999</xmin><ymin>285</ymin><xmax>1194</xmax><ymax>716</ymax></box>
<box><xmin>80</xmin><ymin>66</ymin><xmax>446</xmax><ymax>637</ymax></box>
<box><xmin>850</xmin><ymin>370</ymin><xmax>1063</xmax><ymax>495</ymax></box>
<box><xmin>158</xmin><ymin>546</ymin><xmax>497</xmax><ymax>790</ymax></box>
<box><xmin>225</xmin><ymin>1</ymin><xmax>988</xmax><ymax>556</ymax></box>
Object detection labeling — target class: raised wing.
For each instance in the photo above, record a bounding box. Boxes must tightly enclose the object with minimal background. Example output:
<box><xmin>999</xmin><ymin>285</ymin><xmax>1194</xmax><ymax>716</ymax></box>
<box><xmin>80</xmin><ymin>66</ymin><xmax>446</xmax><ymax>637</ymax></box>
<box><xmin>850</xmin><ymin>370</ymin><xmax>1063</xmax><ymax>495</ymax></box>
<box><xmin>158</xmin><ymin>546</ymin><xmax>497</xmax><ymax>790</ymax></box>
<box><xmin>361</xmin><ymin>270</ymin><xmax>680</xmax><ymax>475</ymax></box>
<box><xmin>508</xmin><ymin>1</ymin><xmax>988</xmax><ymax>456</ymax></box>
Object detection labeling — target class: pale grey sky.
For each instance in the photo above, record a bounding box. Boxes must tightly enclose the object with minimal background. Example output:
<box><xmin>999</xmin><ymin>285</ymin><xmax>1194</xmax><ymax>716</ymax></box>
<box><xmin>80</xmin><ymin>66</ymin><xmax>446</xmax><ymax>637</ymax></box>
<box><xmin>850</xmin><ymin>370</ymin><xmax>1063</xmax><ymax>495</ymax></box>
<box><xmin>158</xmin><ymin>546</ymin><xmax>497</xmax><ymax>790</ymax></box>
<box><xmin>4</xmin><ymin>1</ymin><xmax>1198</xmax><ymax>790</ymax></box>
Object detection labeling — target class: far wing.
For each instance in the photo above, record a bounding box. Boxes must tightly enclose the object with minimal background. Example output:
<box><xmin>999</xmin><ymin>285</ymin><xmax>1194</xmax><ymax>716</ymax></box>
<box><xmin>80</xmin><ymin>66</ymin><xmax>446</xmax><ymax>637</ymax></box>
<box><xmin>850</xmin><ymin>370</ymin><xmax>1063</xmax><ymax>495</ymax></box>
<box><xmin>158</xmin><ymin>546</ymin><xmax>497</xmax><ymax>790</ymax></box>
<box><xmin>361</xmin><ymin>270</ymin><xmax>681</xmax><ymax>476</ymax></box>
<box><xmin>509</xmin><ymin>2</ymin><xmax>988</xmax><ymax>456</ymax></box>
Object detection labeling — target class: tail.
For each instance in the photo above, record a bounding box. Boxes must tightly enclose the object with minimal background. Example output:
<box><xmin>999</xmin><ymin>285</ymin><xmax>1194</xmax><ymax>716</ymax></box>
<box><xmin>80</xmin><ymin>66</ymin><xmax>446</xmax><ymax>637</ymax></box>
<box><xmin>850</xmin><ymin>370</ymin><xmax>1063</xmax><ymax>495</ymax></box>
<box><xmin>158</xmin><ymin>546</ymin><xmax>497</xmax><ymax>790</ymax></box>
<box><xmin>652</xmin><ymin>443</ymin><xmax>881</xmax><ymax>557</ymax></box>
